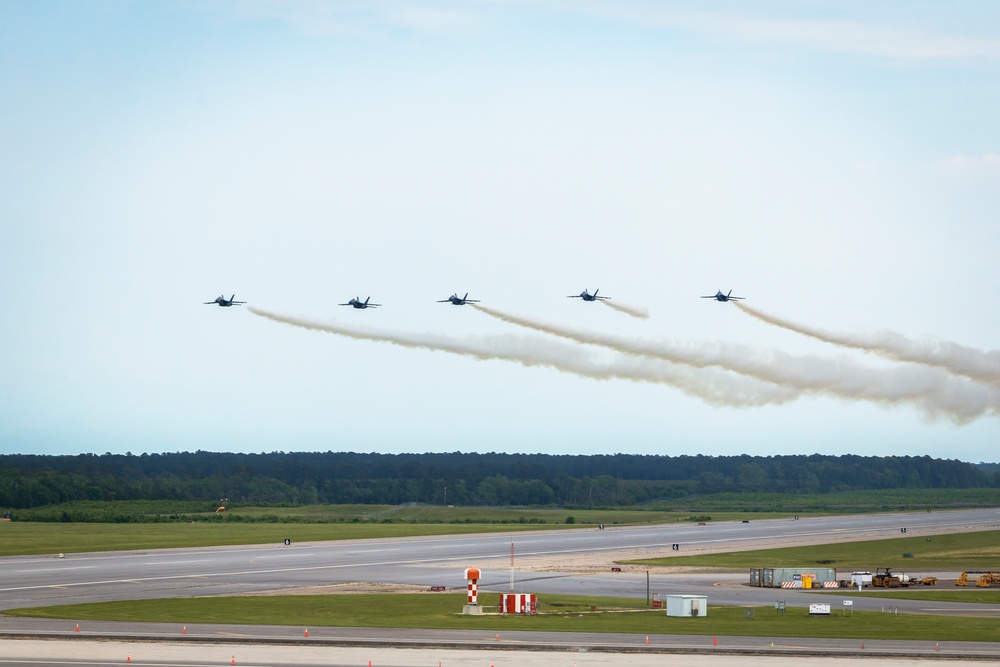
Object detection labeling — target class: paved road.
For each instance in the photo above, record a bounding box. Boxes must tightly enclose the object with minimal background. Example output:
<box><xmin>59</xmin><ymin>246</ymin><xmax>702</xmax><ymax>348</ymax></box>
<box><xmin>1</xmin><ymin>509</ymin><xmax>997</xmax><ymax>617</ymax></box>
<box><xmin>0</xmin><ymin>638</ymin><xmax>996</xmax><ymax>667</ymax></box>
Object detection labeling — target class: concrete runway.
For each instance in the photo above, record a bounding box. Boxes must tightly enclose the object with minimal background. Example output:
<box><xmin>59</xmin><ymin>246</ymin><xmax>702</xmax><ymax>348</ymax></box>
<box><xmin>1</xmin><ymin>509</ymin><xmax>998</xmax><ymax>615</ymax></box>
<box><xmin>1</xmin><ymin>509</ymin><xmax>998</xmax><ymax>659</ymax></box>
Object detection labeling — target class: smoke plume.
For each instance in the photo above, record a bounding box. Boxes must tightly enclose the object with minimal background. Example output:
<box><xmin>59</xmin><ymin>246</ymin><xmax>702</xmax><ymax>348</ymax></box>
<box><xmin>737</xmin><ymin>303</ymin><xmax>1000</xmax><ymax>387</ymax></box>
<box><xmin>248</xmin><ymin>306</ymin><xmax>798</xmax><ymax>407</ymax></box>
<box><xmin>471</xmin><ymin>304</ymin><xmax>1000</xmax><ymax>423</ymax></box>
<box><xmin>600</xmin><ymin>299</ymin><xmax>650</xmax><ymax>319</ymax></box>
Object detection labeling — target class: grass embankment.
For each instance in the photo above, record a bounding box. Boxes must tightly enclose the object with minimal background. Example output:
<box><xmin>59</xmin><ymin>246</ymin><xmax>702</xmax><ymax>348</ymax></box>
<box><xmin>625</xmin><ymin>530</ymin><xmax>1000</xmax><ymax>571</ymax></box>
<box><xmin>7</xmin><ymin>593</ymin><xmax>1000</xmax><ymax>641</ymax></box>
<box><xmin>0</xmin><ymin>505</ymin><xmax>790</xmax><ymax>557</ymax></box>
<box><xmin>645</xmin><ymin>488</ymin><xmax>1000</xmax><ymax>513</ymax></box>
<box><xmin>0</xmin><ymin>522</ymin><xmax>560</xmax><ymax>558</ymax></box>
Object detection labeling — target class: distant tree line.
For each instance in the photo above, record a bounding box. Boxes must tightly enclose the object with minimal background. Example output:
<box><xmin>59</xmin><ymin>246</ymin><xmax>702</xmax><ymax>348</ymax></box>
<box><xmin>0</xmin><ymin>451</ymin><xmax>996</xmax><ymax>510</ymax></box>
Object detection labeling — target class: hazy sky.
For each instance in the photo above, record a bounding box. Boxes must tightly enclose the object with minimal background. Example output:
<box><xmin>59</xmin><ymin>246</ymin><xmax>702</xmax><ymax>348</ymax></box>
<box><xmin>2</xmin><ymin>1</ymin><xmax>999</xmax><ymax>461</ymax></box>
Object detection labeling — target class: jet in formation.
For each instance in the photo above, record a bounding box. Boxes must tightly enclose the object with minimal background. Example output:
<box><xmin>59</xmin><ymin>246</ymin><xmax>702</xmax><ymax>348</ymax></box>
<box><xmin>340</xmin><ymin>297</ymin><xmax>381</xmax><ymax>309</ymax></box>
<box><xmin>701</xmin><ymin>289</ymin><xmax>744</xmax><ymax>302</ymax></box>
<box><xmin>568</xmin><ymin>289</ymin><xmax>610</xmax><ymax>302</ymax></box>
<box><xmin>204</xmin><ymin>294</ymin><xmax>245</xmax><ymax>307</ymax></box>
<box><xmin>438</xmin><ymin>293</ymin><xmax>480</xmax><ymax>305</ymax></box>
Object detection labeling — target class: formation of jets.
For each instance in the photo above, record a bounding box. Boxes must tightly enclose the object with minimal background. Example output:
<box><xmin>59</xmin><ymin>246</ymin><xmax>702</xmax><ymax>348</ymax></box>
<box><xmin>204</xmin><ymin>294</ymin><xmax>245</xmax><ymax>307</ymax></box>
<box><xmin>339</xmin><ymin>296</ymin><xmax>381</xmax><ymax>309</ymax></box>
<box><xmin>205</xmin><ymin>289</ymin><xmax>746</xmax><ymax>309</ymax></box>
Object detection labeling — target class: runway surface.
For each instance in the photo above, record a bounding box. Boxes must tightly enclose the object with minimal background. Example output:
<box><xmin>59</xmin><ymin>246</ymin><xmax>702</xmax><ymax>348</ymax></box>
<box><xmin>2</xmin><ymin>509</ymin><xmax>998</xmax><ymax>659</ymax></box>
<box><xmin>1</xmin><ymin>509</ymin><xmax>998</xmax><ymax>615</ymax></box>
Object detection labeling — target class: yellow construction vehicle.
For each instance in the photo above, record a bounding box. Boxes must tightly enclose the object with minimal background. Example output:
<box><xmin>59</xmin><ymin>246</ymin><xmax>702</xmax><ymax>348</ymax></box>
<box><xmin>956</xmin><ymin>571</ymin><xmax>999</xmax><ymax>587</ymax></box>
<box><xmin>872</xmin><ymin>568</ymin><xmax>902</xmax><ymax>588</ymax></box>
<box><xmin>976</xmin><ymin>572</ymin><xmax>1000</xmax><ymax>588</ymax></box>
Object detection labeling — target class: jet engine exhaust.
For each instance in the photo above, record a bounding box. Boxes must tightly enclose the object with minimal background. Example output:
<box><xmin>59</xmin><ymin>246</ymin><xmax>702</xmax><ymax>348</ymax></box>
<box><xmin>736</xmin><ymin>302</ymin><xmax>1000</xmax><ymax>387</ymax></box>
<box><xmin>471</xmin><ymin>304</ymin><xmax>1000</xmax><ymax>424</ymax></box>
<box><xmin>600</xmin><ymin>299</ymin><xmax>650</xmax><ymax>319</ymax></box>
<box><xmin>248</xmin><ymin>306</ymin><xmax>798</xmax><ymax>408</ymax></box>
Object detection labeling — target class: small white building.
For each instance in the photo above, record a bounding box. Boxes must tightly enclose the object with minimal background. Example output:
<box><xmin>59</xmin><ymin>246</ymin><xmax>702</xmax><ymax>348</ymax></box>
<box><xmin>665</xmin><ymin>595</ymin><xmax>708</xmax><ymax>617</ymax></box>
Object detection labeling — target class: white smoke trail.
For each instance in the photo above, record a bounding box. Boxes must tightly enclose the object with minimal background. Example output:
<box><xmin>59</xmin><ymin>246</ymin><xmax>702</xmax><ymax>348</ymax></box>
<box><xmin>600</xmin><ymin>299</ymin><xmax>650</xmax><ymax>319</ymax></box>
<box><xmin>471</xmin><ymin>304</ymin><xmax>1000</xmax><ymax>423</ymax></box>
<box><xmin>737</xmin><ymin>302</ymin><xmax>1000</xmax><ymax>387</ymax></box>
<box><xmin>248</xmin><ymin>306</ymin><xmax>799</xmax><ymax>408</ymax></box>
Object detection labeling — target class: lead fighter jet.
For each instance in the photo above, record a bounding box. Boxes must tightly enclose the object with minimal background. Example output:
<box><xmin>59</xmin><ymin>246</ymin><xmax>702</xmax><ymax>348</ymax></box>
<box><xmin>339</xmin><ymin>296</ymin><xmax>381</xmax><ymax>309</ymax></box>
<box><xmin>701</xmin><ymin>289</ymin><xmax>744</xmax><ymax>302</ymax></box>
<box><xmin>568</xmin><ymin>289</ymin><xmax>610</xmax><ymax>301</ymax></box>
<box><xmin>204</xmin><ymin>294</ymin><xmax>246</xmax><ymax>307</ymax></box>
<box><xmin>438</xmin><ymin>292</ymin><xmax>479</xmax><ymax>305</ymax></box>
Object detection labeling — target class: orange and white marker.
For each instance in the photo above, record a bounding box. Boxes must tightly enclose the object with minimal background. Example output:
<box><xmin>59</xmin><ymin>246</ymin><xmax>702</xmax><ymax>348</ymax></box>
<box><xmin>75</xmin><ymin>624</ymin><xmax>79</xmax><ymax>632</ymax></box>
<box><xmin>304</xmin><ymin>628</ymin><xmax>309</xmax><ymax>638</ymax></box>
<box><xmin>182</xmin><ymin>625</ymin><xmax>187</xmax><ymax>635</ymax></box>
<box><xmin>464</xmin><ymin>568</ymin><xmax>481</xmax><ymax>605</ymax></box>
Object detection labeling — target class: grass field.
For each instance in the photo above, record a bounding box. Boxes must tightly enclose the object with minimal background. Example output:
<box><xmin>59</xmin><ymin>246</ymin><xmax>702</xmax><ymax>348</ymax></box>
<box><xmin>0</xmin><ymin>505</ymin><xmax>793</xmax><ymax>557</ymax></box>
<box><xmin>0</xmin><ymin>521</ymin><xmax>561</xmax><ymax>557</ymax></box>
<box><xmin>6</xmin><ymin>593</ymin><xmax>999</xmax><ymax>641</ymax></box>
<box><xmin>625</xmin><ymin>529</ymin><xmax>1000</xmax><ymax>570</ymax></box>
<box><xmin>817</xmin><ymin>589</ymin><xmax>1000</xmax><ymax>603</ymax></box>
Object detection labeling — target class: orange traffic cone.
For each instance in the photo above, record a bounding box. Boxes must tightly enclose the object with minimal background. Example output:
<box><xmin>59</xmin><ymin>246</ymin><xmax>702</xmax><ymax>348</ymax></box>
<box><xmin>75</xmin><ymin>623</ymin><xmax>79</xmax><ymax>632</ymax></box>
<box><xmin>645</xmin><ymin>635</ymin><xmax>649</xmax><ymax>645</ymax></box>
<box><xmin>495</xmin><ymin>633</ymin><xmax>499</xmax><ymax>642</ymax></box>
<box><xmin>182</xmin><ymin>625</ymin><xmax>187</xmax><ymax>635</ymax></box>
<box><xmin>367</xmin><ymin>660</ymin><xmax>372</xmax><ymax>667</ymax></box>
<box><xmin>861</xmin><ymin>641</ymin><xmax>865</xmax><ymax>650</ymax></box>
<box><xmin>126</xmin><ymin>654</ymin><xmax>130</xmax><ymax>663</ymax></box>
<box><xmin>713</xmin><ymin>636</ymin><xmax>718</xmax><ymax>647</ymax></box>
<box><xmin>936</xmin><ymin>642</ymin><xmax>940</xmax><ymax>651</ymax></box>
<box><xmin>231</xmin><ymin>656</ymin><xmax>235</xmax><ymax>666</ymax></box>
<box><xmin>304</xmin><ymin>628</ymin><xmax>309</xmax><ymax>638</ymax></box>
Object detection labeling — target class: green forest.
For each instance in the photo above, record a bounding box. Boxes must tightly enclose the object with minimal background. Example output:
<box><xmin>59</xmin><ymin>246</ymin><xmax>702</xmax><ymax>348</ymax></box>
<box><xmin>1</xmin><ymin>452</ymin><xmax>996</xmax><ymax>515</ymax></box>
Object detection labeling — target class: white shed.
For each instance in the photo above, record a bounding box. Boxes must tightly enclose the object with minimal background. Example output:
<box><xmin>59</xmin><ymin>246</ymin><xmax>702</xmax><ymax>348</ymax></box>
<box><xmin>665</xmin><ymin>595</ymin><xmax>707</xmax><ymax>617</ymax></box>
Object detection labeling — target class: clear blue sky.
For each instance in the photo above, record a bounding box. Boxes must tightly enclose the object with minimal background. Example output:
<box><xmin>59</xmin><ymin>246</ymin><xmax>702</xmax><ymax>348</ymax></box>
<box><xmin>2</xmin><ymin>1</ymin><xmax>999</xmax><ymax>461</ymax></box>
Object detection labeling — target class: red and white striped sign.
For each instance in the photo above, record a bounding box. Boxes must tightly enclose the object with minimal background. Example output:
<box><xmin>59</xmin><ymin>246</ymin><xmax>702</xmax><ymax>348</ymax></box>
<box><xmin>499</xmin><ymin>593</ymin><xmax>536</xmax><ymax>614</ymax></box>
<box><xmin>780</xmin><ymin>581</ymin><xmax>801</xmax><ymax>588</ymax></box>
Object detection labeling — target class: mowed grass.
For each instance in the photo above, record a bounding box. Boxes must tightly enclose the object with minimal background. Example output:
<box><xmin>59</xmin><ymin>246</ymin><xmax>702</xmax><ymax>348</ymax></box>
<box><xmin>7</xmin><ymin>593</ymin><xmax>1000</xmax><ymax>641</ymax></box>
<box><xmin>625</xmin><ymin>529</ymin><xmax>1000</xmax><ymax>571</ymax></box>
<box><xmin>0</xmin><ymin>521</ymin><xmax>560</xmax><ymax>557</ymax></box>
<box><xmin>817</xmin><ymin>589</ymin><xmax>1000</xmax><ymax>604</ymax></box>
<box><xmin>0</xmin><ymin>505</ymin><xmax>795</xmax><ymax>557</ymax></box>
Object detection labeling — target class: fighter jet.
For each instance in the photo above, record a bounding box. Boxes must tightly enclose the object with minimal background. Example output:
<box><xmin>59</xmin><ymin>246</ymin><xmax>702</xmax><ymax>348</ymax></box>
<box><xmin>701</xmin><ymin>289</ymin><xmax>745</xmax><ymax>302</ymax></box>
<box><xmin>568</xmin><ymin>289</ymin><xmax>610</xmax><ymax>302</ymax></box>
<box><xmin>204</xmin><ymin>294</ymin><xmax>246</xmax><ymax>307</ymax></box>
<box><xmin>339</xmin><ymin>296</ymin><xmax>381</xmax><ymax>309</ymax></box>
<box><xmin>438</xmin><ymin>293</ymin><xmax>480</xmax><ymax>305</ymax></box>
